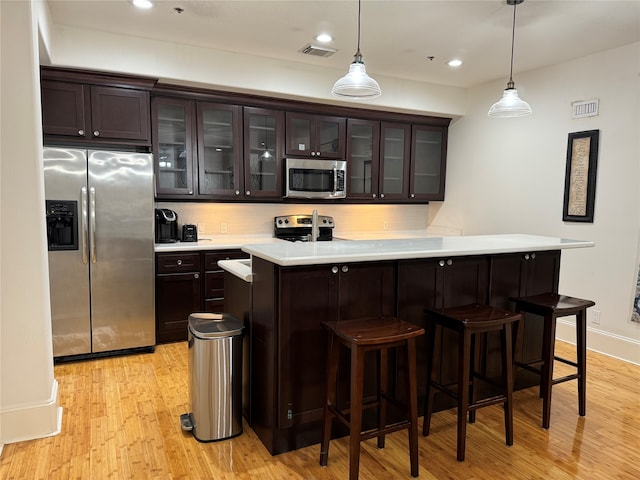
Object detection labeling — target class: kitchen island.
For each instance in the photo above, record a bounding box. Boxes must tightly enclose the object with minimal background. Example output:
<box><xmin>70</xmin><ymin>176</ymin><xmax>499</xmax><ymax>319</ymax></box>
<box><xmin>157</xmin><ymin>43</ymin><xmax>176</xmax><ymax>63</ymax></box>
<box><xmin>241</xmin><ymin>234</ymin><xmax>593</xmax><ymax>455</ymax></box>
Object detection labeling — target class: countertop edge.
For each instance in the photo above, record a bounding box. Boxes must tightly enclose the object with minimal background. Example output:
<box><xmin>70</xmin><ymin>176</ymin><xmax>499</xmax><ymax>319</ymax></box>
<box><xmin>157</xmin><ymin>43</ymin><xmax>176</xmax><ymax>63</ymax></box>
<box><xmin>242</xmin><ymin>235</ymin><xmax>595</xmax><ymax>267</ymax></box>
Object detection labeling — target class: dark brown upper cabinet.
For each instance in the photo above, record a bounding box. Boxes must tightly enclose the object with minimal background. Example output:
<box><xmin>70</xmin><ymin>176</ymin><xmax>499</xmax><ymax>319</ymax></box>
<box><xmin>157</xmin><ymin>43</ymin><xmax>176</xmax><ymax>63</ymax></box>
<box><xmin>285</xmin><ymin>112</ymin><xmax>346</xmax><ymax>159</ymax></box>
<box><xmin>196</xmin><ymin>102</ymin><xmax>243</xmax><ymax>199</ymax></box>
<box><xmin>152</xmin><ymin>96</ymin><xmax>196</xmax><ymax>197</ymax></box>
<box><xmin>346</xmin><ymin>118</ymin><xmax>380</xmax><ymax>200</ymax></box>
<box><xmin>379</xmin><ymin>122</ymin><xmax>411</xmax><ymax>201</ymax></box>
<box><xmin>41</xmin><ymin>80</ymin><xmax>151</xmax><ymax>145</ymax></box>
<box><xmin>410</xmin><ymin>125</ymin><xmax>447</xmax><ymax>201</ymax></box>
<box><xmin>243</xmin><ymin>107</ymin><xmax>285</xmax><ymax>199</ymax></box>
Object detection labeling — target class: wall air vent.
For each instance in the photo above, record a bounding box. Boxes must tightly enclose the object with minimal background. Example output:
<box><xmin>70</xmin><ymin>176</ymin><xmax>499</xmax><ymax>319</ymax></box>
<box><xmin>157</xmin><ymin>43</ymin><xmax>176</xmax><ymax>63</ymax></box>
<box><xmin>299</xmin><ymin>44</ymin><xmax>337</xmax><ymax>58</ymax></box>
<box><xmin>572</xmin><ymin>99</ymin><xmax>599</xmax><ymax>118</ymax></box>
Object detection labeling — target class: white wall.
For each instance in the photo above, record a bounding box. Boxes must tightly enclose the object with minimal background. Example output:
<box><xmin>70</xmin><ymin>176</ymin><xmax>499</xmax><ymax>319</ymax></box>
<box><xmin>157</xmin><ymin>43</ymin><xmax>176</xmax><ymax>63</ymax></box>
<box><xmin>0</xmin><ymin>0</ymin><xmax>62</xmax><ymax>446</ymax></box>
<box><xmin>434</xmin><ymin>42</ymin><xmax>640</xmax><ymax>362</ymax></box>
<box><xmin>45</xmin><ymin>24</ymin><xmax>467</xmax><ymax>118</ymax></box>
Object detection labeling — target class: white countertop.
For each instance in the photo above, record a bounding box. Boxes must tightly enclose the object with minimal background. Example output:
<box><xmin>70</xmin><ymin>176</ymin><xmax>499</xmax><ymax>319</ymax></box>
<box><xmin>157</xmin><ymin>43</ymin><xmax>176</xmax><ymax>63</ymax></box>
<box><xmin>154</xmin><ymin>230</ymin><xmax>438</xmax><ymax>252</ymax></box>
<box><xmin>218</xmin><ymin>259</ymin><xmax>253</xmax><ymax>282</ymax></box>
<box><xmin>154</xmin><ymin>234</ymin><xmax>282</xmax><ymax>252</ymax></box>
<box><xmin>241</xmin><ymin>234</ymin><xmax>594</xmax><ymax>267</ymax></box>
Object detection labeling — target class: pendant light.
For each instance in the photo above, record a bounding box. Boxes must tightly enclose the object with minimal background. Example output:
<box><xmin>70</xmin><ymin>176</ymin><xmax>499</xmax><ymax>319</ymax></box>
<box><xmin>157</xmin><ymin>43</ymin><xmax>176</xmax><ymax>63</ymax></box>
<box><xmin>331</xmin><ymin>0</ymin><xmax>381</xmax><ymax>99</ymax></box>
<box><xmin>488</xmin><ymin>0</ymin><xmax>532</xmax><ymax>117</ymax></box>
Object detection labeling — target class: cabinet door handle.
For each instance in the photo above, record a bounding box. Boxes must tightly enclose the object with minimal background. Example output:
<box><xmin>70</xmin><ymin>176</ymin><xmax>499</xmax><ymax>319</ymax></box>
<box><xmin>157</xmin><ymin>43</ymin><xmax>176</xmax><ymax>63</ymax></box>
<box><xmin>93</xmin><ymin>130</ymin><xmax>100</xmax><ymax>137</ymax></box>
<box><xmin>311</xmin><ymin>152</ymin><xmax>317</xmax><ymax>157</ymax></box>
<box><xmin>439</xmin><ymin>260</ymin><xmax>446</xmax><ymax>267</ymax></box>
<box><xmin>446</xmin><ymin>259</ymin><xmax>453</xmax><ymax>266</ymax></box>
<box><xmin>177</xmin><ymin>259</ymin><xmax>183</xmax><ymax>266</ymax></box>
<box><xmin>188</xmin><ymin>190</ymin><xmax>193</xmax><ymax>195</ymax></box>
<box><xmin>380</xmin><ymin>193</ymin><xmax>385</xmax><ymax>198</ymax></box>
<box><xmin>411</xmin><ymin>193</ymin><xmax>415</xmax><ymax>198</ymax></box>
<box><xmin>194</xmin><ymin>273</ymin><xmax>199</xmax><ymax>279</ymax></box>
<box><xmin>235</xmin><ymin>190</ymin><xmax>240</xmax><ymax>195</ymax></box>
<box><xmin>531</xmin><ymin>253</ymin><xmax>536</xmax><ymax>259</ymax></box>
<box><xmin>524</xmin><ymin>254</ymin><xmax>530</xmax><ymax>260</ymax></box>
<box><xmin>341</xmin><ymin>265</ymin><xmax>349</xmax><ymax>273</ymax></box>
<box><xmin>331</xmin><ymin>266</ymin><xmax>339</xmax><ymax>274</ymax></box>
<box><xmin>246</xmin><ymin>191</ymin><xmax>251</xmax><ymax>195</ymax></box>
<box><xmin>372</xmin><ymin>193</ymin><xmax>377</xmax><ymax>198</ymax></box>
<box><xmin>78</xmin><ymin>129</ymin><xmax>85</xmax><ymax>136</ymax></box>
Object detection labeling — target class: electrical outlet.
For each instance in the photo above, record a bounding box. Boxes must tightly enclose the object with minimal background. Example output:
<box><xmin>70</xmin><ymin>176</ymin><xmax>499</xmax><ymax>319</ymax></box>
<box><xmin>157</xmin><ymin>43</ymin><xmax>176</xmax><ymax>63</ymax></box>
<box><xmin>383</xmin><ymin>221</ymin><xmax>389</xmax><ymax>231</ymax></box>
<box><xmin>220</xmin><ymin>222</ymin><xmax>228</xmax><ymax>234</ymax></box>
<box><xmin>197</xmin><ymin>223</ymin><xmax>205</xmax><ymax>233</ymax></box>
<box><xmin>591</xmin><ymin>309</ymin><xmax>601</xmax><ymax>325</ymax></box>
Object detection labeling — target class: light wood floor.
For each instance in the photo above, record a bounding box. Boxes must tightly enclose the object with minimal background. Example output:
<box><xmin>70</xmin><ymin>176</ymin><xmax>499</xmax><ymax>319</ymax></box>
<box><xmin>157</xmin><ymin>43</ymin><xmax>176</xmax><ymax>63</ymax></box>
<box><xmin>1</xmin><ymin>341</ymin><xmax>639</xmax><ymax>479</ymax></box>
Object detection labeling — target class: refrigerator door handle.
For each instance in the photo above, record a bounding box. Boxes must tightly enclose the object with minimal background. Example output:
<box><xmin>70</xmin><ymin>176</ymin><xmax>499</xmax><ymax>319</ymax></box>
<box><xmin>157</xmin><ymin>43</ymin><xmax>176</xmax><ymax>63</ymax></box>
<box><xmin>81</xmin><ymin>186</ymin><xmax>89</xmax><ymax>264</ymax></box>
<box><xmin>89</xmin><ymin>186</ymin><xmax>97</xmax><ymax>263</ymax></box>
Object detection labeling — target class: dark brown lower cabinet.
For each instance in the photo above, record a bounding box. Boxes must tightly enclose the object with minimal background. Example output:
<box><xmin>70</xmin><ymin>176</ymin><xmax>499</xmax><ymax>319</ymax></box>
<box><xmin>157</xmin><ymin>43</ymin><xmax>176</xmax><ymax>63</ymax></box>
<box><xmin>397</xmin><ymin>255</ymin><xmax>489</xmax><ymax>410</ymax></box>
<box><xmin>155</xmin><ymin>249</ymin><xmax>248</xmax><ymax>343</ymax></box>
<box><xmin>250</xmin><ymin>258</ymin><xmax>396</xmax><ymax>454</ymax></box>
<box><xmin>487</xmin><ymin>250</ymin><xmax>561</xmax><ymax>383</ymax></box>
<box><xmin>247</xmin><ymin>251</ymin><xmax>562</xmax><ymax>455</ymax></box>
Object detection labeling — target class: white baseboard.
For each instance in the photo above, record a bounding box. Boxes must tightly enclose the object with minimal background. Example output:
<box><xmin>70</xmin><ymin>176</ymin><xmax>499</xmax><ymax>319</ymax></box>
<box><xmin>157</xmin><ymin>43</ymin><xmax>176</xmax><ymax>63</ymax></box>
<box><xmin>557</xmin><ymin>320</ymin><xmax>640</xmax><ymax>365</ymax></box>
<box><xmin>0</xmin><ymin>379</ymin><xmax>63</xmax><ymax>444</ymax></box>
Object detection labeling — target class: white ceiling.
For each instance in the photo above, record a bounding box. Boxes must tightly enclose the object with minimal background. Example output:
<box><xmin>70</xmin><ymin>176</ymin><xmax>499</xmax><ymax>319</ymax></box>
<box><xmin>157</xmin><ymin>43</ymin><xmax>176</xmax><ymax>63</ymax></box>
<box><xmin>46</xmin><ymin>0</ymin><xmax>640</xmax><ymax>89</ymax></box>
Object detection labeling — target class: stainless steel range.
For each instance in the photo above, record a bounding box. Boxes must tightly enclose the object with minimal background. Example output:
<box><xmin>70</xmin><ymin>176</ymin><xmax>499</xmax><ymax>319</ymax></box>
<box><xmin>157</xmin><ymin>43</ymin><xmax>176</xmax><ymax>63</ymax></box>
<box><xmin>274</xmin><ymin>212</ymin><xmax>334</xmax><ymax>242</ymax></box>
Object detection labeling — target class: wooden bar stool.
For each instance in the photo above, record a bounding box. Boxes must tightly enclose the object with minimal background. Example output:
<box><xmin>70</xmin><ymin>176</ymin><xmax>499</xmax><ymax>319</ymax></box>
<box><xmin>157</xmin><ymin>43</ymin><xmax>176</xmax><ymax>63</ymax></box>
<box><xmin>422</xmin><ymin>304</ymin><xmax>521</xmax><ymax>461</ymax></box>
<box><xmin>319</xmin><ymin>317</ymin><xmax>424</xmax><ymax>480</ymax></box>
<box><xmin>511</xmin><ymin>293</ymin><xmax>595</xmax><ymax>429</ymax></box>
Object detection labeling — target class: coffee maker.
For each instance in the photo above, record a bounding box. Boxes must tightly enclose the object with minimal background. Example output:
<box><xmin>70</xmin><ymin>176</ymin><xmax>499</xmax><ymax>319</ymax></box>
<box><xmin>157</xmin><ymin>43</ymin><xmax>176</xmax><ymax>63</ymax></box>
<box><xmin>155</xmin><ymin>208</ymin><xmax>179</xmax><ymax>243</ymax></box>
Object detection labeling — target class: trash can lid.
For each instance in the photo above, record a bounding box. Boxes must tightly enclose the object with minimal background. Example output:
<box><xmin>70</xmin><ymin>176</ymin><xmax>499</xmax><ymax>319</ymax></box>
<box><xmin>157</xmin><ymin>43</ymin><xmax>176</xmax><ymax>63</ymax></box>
<box><xmin>188</xmin><ymin>313</ymin><xmax>244</xmax><ymax>338</ymax></box>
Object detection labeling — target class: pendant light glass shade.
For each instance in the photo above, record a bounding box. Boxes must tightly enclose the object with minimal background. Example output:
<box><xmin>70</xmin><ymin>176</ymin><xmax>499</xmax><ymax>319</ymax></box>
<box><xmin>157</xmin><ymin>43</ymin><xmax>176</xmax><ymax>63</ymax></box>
<box><xmin>488</xmin><ymin>0</ymin><xmax>532</xmax><ymax>117</ymax></box>
<box><xmin>488</xmin><ymin>81</ymin><xmax>532</xmax><ymax>117</ymax></box>
<box><xmin>331</xmin><ymin>0</ymin><xmax>381</xmax><ymax>99</ymax></box>
<box><xmin>332</xmin><ymin>52</ymin><xmax>381</xmax><ymax>99</ymax></box>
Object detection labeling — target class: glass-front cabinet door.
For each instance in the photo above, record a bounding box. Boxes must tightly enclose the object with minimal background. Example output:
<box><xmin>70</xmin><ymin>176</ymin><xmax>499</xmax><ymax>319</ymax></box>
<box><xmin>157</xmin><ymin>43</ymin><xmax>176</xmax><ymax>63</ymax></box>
<box><xmin>410</xmin><ymin>125</ymin><xmax>446</xmax><ymax>201</ymax></box>
<box><xmin>379</xmin><ymin>122</ymin><xmax>410</xmax><ymax>200</ymax></box>
<box><xmin>346</xmin><ymin>119</ymin><xmax>380</xmax><ymax>199</ymax></box>
<box><xmin>285</xmin><ymin>112</ymin><xmax>345</xmax><ymax>159</ymax></box>
<box><xmin>196</xmin><ymin>102</ymin><xmax>242</xmax><ymax>198</ymax></box>
<box><xmin>152</xmin><ymin>97</ymin><xmax>195</xmax><ymax>197</ymax></box>
<box><xmin>243</xmin><ymin>107</ymin><xmax>284</xmax><ymax>199</ymax></box>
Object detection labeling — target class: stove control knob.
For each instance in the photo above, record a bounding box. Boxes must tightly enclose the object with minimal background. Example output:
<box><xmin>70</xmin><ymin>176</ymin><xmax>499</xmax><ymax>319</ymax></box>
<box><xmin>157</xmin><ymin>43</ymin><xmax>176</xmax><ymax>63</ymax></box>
<box><xmin>277</xmin><ymin>219</ymin><xmax>283</xmax><ymax>225</ymax></box>
<box><xmin>285</xmin><ymin>219</ymin><xmax>289</xmax><ymax>224</ymax></box>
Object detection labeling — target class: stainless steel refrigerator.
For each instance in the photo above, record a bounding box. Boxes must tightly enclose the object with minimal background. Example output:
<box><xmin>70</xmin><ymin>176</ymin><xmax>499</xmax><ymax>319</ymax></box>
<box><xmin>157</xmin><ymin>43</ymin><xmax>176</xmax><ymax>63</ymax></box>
<box><xmin>44</xmin><ymin>147</ymin><xmax>155</xmax><ymax>357</ymax></box>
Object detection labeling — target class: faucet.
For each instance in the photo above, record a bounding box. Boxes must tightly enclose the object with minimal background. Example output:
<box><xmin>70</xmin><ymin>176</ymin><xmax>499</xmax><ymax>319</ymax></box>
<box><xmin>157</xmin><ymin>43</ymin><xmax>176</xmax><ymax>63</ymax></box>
<box><xmin>311</xmin><ymin>209</ymin><xmax>319</xmax><ymax>242</ymax></box>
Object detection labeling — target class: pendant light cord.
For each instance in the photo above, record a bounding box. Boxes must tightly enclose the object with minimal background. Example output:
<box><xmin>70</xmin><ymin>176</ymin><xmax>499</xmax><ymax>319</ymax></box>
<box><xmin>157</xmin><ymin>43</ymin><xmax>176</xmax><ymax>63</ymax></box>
<box><xmin>508</xmin><ymin>2</ymin><xmax>517</xmax><ymax>85</ymax></box>
<box><xmin>356</xmin><ymin>0</ymin><xmax>362</xmax><ymax>56</ymax></box>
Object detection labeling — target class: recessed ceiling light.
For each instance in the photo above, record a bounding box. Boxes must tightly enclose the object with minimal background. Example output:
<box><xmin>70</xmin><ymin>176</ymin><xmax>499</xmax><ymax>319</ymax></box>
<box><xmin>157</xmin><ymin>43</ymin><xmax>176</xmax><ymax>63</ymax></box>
<box><xmin>448</xmin><ymin>59</ymin><xmax>463</xmax><ymax>67</ymax></box>
<box><xmin>132</xmin><ymin>0</ymin><xmax>154</xmax><ymax>9</ymax></box>
<box><xmin>315</xmin><ymin>33</ymin><xmax>333</xmax><ymax>43</ymax></box>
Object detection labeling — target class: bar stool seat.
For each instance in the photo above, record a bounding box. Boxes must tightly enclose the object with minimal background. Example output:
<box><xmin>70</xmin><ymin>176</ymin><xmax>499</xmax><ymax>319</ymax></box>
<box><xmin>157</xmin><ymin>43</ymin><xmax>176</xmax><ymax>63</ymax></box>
<box><xmin>422</xmin><ymin>304</ymin><xmax>521</xmax><ymax>461</ymax></box>
<box><xmin>511</xmin><ymin>293</ymin><xmax>595</xmax><ymax>429</ymax></box>
<box><xmin>319</xmin><ymin>317</ymin><xmax>424</xmax><ymax>480</ymax></box>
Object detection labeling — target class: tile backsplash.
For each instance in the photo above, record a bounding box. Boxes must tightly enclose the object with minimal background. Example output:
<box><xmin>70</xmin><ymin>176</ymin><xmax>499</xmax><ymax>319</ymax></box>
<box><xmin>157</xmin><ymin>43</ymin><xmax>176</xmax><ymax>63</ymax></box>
<box><xmin>155</xmin><ymin>202</ymin><xmax>434</xmax><ymax>237</ymax></box>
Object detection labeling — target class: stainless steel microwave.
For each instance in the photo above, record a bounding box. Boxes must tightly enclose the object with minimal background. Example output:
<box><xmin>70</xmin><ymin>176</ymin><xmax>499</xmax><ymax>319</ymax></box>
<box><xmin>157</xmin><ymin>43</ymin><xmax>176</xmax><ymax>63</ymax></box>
<box><xmin>285</xmin><ymin>158</ymin><xmax>347</xmax><ymax>199</ymax></box>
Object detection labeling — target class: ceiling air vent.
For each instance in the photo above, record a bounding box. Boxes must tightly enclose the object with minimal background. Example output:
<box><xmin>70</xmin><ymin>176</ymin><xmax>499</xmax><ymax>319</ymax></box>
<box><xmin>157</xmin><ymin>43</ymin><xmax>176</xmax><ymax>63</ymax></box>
<box><xmin>572</xmin><ymin>99</ymin><xmax>599</xmax><ymax>118</ymax></box>
<box><xmin>299</xmin><ymin>44</ymin><xmax>337</xmax><ymax>58</ymax></box>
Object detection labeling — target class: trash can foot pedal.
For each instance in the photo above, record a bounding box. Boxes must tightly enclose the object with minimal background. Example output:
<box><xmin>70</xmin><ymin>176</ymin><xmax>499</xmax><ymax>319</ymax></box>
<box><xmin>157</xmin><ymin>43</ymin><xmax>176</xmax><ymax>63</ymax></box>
<box><xmin>180</xmin><ymin>413</ymin><xmax>193</xmax><ymax>432</ymax></box>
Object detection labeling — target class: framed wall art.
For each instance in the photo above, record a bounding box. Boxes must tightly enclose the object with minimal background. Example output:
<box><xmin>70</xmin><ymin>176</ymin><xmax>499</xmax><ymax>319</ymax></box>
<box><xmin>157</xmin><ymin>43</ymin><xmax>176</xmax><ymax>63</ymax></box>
<box><xmin>563</xmin><ymin>129</ymin><xmax>599</xmax><ymax>222</ymax></box>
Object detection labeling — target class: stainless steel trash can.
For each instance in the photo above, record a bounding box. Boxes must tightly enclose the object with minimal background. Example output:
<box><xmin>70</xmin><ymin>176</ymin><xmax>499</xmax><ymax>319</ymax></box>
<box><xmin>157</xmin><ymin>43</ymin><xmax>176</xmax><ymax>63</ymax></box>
<box><xmin>184</xmin><ymin>312</ymin><xmax>244</xmax><ymax>442</ymax></box>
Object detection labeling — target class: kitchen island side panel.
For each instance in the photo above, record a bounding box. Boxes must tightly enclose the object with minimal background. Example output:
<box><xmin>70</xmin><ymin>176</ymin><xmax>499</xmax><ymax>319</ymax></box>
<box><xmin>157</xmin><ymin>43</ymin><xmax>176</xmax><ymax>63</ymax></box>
<box><xmin>248</xmin><ymin>257</ymin><xmax>278</xmax><ymax>453</ymax></box>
